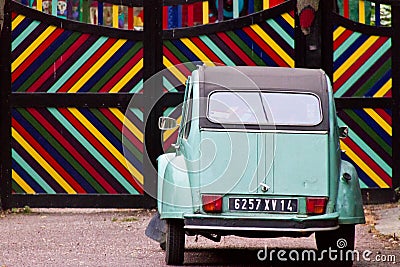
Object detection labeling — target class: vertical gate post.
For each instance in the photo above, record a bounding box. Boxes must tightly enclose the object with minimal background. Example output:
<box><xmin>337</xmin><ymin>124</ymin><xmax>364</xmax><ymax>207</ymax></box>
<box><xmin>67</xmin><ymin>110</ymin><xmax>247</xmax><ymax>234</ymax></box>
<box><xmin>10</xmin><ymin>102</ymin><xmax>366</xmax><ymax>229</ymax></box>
<box><xmin>143</xmin><ymin>0</ymin><xmax>163</xmax><ymax>202</ymax></box>
<box><xmin>0</xmin><ymin>0</ymin><xmax>11</xmax><ymax>210</ymax></box>
<box><xmin>320</xmin><ymin>0</ymin><xmax>334</xmax><ymax>80</ymax></box>
<box><xmin>390</xmin><ymin>1</ymin><xmax>400</xmax><ymax>197</ymax></box>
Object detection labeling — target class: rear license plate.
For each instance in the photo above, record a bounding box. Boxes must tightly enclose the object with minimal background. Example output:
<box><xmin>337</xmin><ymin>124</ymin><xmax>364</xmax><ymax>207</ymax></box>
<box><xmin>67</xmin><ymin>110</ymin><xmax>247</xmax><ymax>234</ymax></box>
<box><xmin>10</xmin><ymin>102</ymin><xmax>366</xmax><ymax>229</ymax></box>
<box><xmin>229</xmin><ymin>198</ymin><xmax>298</xmax><ymax>213</ymax></box>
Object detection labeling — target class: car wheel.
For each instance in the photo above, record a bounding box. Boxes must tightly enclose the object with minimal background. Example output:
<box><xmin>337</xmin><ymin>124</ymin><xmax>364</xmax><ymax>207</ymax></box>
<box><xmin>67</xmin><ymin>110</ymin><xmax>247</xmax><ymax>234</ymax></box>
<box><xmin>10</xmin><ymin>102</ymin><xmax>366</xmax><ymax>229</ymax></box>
<box><xmin>165</xmin><ymin>219</ymin><xmax>185</xmax><ymax>265</ymax></box>
<box><xmin>315</xmin><ymin>225</ymin><xmax>355</xmax><ymax>266</ymax></box>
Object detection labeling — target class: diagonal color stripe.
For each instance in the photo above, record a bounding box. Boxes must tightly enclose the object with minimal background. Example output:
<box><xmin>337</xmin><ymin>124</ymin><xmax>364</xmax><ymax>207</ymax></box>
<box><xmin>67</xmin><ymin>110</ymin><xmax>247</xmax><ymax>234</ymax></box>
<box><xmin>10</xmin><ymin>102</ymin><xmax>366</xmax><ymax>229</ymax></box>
<box><xmin>48</xmin><ymin>108</ymin><xmax>139</xmax><ymax>193</ymax></box>
<box><xmin>68</xmin><ymin>39</ymin><xmax>127</xmax><ymax>93</ymax></box>
<box><xmin>12</xmin><ymin>149</ymin><xmax>56</xmax><ymax>193</ymax></box>
<box><xmin>68</xmin><ymin>108</ymin><xmax>144</xmax><ymax>185</ymax></box>
<box><xmin>180</xmin><ymin>38</ymin><xmax>215</xmax><ymax>65</ymax></box>
<box><xmin>364</xmin><ymin>108</ymin><xmax>391</xmax><ymax>135</ymax></box>
<box><xmin>338</xmin><ymin>117</ymin><xmax>391</xmax><ymax>177</ymax></box>
<box><xmin>334</xmin><ymin>39</ymin><xmax>391</xmax><ymax>97</ymax></box>
<box><xmin>281</xmin><ymin>13</ymin><xmax>294</xmax><ymax>27</ymax></box>
<box><xmin>266</xmin><ymin>18</ymin><xmax>294</xmax><ymax>48</ymax></box>
<box><xmin>333</xmin><ymin>31</ymin><xmax>362</xmax><ymax>62</ymax></box>
<box><xmin>163</xmin><ymin>56</ymin><xmax>187</xmax><ymax>84</ymax></box>
<box><xmin>199</xmin><ymin>35</ymin><xmax>235</xmax><ymax>65</ymax></box>
<box><xmin>334</xmin><ymin>35</ymin><xmax>379</xmax><ymax>82</ymax></box>
<box><xmin>12</xmin><ymin>169</ymin><xmax>35</xmax><ymax>194</ymax></box>
<box><xmin>11</xmin><ymin>14</ymin><xmax>25</xmax><ymax>30</ymax></box>
<box><xmin>110</xmin><ymin>58</ymin><xmax>143</xmax><ymax>93</ymax></box>
<box><xmin>12</xmin><ymin>128</ymin><xmax>77</xmax><ymax>194</ymax></box>
<box><xmin>333</xmin><ymin>26</ymin><xmax>346</xmax><ymax>41</ymax></box>
<box><xmin>373</xmin><ymin>79</ymin><xmax>392</xmax><ymax>97</ymax></box>
<box><xmin>12</xmin><ymin>25</ymin><xmax>57</xmax><ymax>72</ymax></box>
<box><xmin>340</xmin><ymin>141</ymin><xmax>390</xmax><ymax>188</ymax></box>
<box><xmin>250</xmin><ymin>24</ymin><xmax>294</xmax><ymax>67</ymax></box>
<box><xmin>47</xmin><ymin>37</ymin><xmax>108</xmax><ymax>93</ymax></box>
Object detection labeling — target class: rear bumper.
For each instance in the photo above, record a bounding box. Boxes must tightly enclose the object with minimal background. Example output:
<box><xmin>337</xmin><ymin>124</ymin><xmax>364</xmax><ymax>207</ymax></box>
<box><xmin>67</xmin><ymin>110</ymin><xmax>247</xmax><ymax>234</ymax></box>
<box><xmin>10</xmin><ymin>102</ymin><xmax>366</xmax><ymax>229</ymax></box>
<box><xmin>184</xmin><ymin>214</ymin><xmax>339</xmax><ymax>233</ymax></box>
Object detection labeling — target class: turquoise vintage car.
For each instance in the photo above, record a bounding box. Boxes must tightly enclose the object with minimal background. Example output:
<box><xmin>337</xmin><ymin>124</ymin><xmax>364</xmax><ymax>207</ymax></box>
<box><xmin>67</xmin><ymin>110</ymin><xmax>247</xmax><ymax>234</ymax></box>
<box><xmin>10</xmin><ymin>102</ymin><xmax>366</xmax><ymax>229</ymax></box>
<box><xmin>157</xmin><ymin>66</ymin><xmax>365</xmax><ymax>265</ymax></box>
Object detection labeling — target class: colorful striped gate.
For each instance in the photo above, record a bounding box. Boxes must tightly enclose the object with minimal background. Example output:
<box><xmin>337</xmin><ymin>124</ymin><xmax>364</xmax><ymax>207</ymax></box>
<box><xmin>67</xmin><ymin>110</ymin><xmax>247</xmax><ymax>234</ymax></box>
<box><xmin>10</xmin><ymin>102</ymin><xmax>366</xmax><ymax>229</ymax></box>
<box><xmin>0</xmin><ymin>0</ymin><xmax>303</xmax><ymax>208</ymax></box>
<box><xmin>321</xmin><ymin>0</ymin><xmax>400</xmax><ymax>202</ymax></box>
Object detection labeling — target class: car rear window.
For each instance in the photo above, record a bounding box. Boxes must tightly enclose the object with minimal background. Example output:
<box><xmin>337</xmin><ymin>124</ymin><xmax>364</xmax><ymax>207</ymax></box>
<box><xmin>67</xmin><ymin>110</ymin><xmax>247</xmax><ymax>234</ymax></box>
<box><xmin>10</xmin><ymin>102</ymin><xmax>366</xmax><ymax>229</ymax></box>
<box><xmin>207</xmin><ymin>91</ymin><xmax>322</xmax><ymax>126</ymax></box>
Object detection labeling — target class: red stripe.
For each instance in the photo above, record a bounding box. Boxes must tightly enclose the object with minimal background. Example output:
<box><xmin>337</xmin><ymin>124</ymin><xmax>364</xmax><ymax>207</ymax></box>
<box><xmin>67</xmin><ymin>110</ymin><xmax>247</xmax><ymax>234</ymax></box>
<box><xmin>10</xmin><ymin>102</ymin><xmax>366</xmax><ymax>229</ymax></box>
<box><xmin>333</xmin><ymin>29</ymin><xmax>352</xmax><ymax>51</ymax></box>
<box><xmin>334</xmin><ymin>37</ymin><xmax>387</xmax><ymax>91</ymax></box>
<box><xmin>163</xmin><ymin>6</ymin><xmax>168</xmax><ymax>30</ymax></box>
<box><xmin>128</xmin><ymin>7</ymin><xmax>133</xmax><ymax>30</ymax></box>
<box><xmin>12</xmin><ymin>118</ymin><xmax>86</xmax><ymax>193</ymax></box>
<box><xmin>163</xmin><ymin>131</ymin><xmax>179</xmax><ymax>152</ymax></box>
<box><xmin>12</xmin><ymin>12</ymin><xmax>17</xmax><ymax>20</ymax></box>
<box><xmin>216</xmin><ymin>32</ymin><xmax>256</xmax><ymax>65</ymax></box>
<box><xmin>100</xmin><ymin>108</ymin><xmax>144</xmax><ymax>153</ymax></box>
<box><xmin>344</xmin><ymin>0</ymin><xmax>349</xmax><ymax>18</ymax></box>
<box><xmin>190</xmin><ymin>37</ymin><xmax>224</xmax><ymax>64</ymax></box>
<box><xmin>99</xmin><ymin>48</ymin><xmax>143</xmax><ymax>92</ymax></box>
<box><xmin>242</xmin><ymin>26</ymin><xmax>288</xmax><ymax>67</ymax></box>
<box><xmin>187</xmin><ymin>5</ymin><xmax>194</xmax><ymax>27</ymax></box>
<box><xmin>28</xmin><ymin>34</ymin><xmax>91</xmax><ymax>92</ymax></box>
<box><xmin>12</xmin><ymin>28</ymin><xmax>64</xmax><ymax>83</ymax></box>
<box><xmin>343</xmin><ymin>138</ymin><xmax>391</xmax><ymax>186</ymax></box>
<box><xmin>57</xmin><ymin>38</ymin><xmax>117</xmax><ymax>93</ymax></box>
<box><xmin>59</xmin><ymin>109</ymin><xmax>144</xmax><ymax>193</ymax></box>
<box><xmin>28</xmin><ymin>108</ymin><xmax>117</xmax><ymax>193</ymax></box>
<box><xmin>163</xmin><ymin>46</ymin><xmax>193</xmax><ymax>76</ymax></box>
<box><xmin>375</xmin><ymin>108</ymin><xmax>392</xmax><ymax>126</ymax></box>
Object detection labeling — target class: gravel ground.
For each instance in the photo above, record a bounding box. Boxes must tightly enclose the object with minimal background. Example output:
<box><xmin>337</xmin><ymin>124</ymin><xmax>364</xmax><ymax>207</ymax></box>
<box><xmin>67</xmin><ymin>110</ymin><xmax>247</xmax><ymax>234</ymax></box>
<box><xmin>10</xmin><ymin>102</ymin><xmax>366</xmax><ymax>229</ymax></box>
<box><xmin>0</xmin><ymin>207</ymin><xmax>399</xmax><ymax>266</ymax></box>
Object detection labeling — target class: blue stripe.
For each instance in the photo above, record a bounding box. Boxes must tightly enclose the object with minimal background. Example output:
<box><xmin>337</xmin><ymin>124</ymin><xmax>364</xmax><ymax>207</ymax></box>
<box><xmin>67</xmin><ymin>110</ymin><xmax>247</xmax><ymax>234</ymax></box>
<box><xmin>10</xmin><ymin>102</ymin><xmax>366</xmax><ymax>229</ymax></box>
<box><xmin>80</xmin><ymin>41</ymin><xmax>135</xmax><ymax>92</ymax></box>
<box><xmin>13</xmin><ymin>110</ymin><xmax>96</xmax><ymax>193</ymax></box>
<box><xmin>334</xmin><ymin>34</ymin><xmax>369</xmax><ymax>71</ymax></box>
<box><xmin>234</xmin><ymin>29</ymin><xmax>273</xmax><ymax>66</ymax></box>
<box><xmin>365</xmin><ymin>69</ymin><xmax>392</xmax><ymax>97</ymax></box>
<box><xmin>12</xmin><ymin>30</ymin><xmax>73</xmax><ymax>91</ymax></box>
<box><xmin>171</xmin><ymin>39</ymin><xmax>199</xmax><ymax>62</ymax></box>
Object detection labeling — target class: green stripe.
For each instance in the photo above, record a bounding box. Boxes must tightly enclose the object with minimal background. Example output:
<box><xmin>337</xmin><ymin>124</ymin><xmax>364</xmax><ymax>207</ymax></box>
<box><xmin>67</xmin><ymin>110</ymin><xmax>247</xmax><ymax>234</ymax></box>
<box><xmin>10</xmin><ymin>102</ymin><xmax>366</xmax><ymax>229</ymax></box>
<box><xmin>164</xmin><ymin>40</ymin><xmax>190</xmax><ymax>64</ymax></box>
<box><xmin>18</xmin><ymin>32</ymin><xmax>81</xmax><ymax>92</ymax></box>
<box><xmin>91</xmin><ymin>109</ymin><xmax>122</xmax><ymax>142</ymax></box>
<box><xmin>11</xmin><ymin>180</ymin><xmax>24</xmax><ymax>194</ymax></box>
<box><xmin>90</xmin><ymin>42</ymin><xmax>142</xmax><ymax>92</ymax></box>
<box><xmin>226</xmin><ymin>31</ymin><xmax>265</xmax><ymax>66</ymax></box>
<box><xmin>338</xmin><ymin>117</ymin><xmax>391</xmax><ymax>176</ymax></box>
<box><xmin>354</xmin><ymin>58</ymin><xmax>391</xmax><ymax>97</ymax></box>
<box><xmin>48</xmin><ymin>37</ymin><xmax>108</xmax><ymax>93</ymax></box>
<box><xmin>333</xmin><ymin>31</ymin><xmax>362</xmax><ymax>62</ymax></box>
<box><xmin>334</xmin><ymin>39</ymin><xmax>391</xmax><ymax>97</ymax></box>
<box><xmin>345</xmin><ymin>110</ymin><xmax>392</xmax><ymax>156</ymax></box>
<box><xmin>12</xmin><ymin>149</ymin><xmax>56</xmax><ymax>194</ymax></box>
<box><xmin>18</xmin><ymin>109</ymin><xmax>106</xmax><ymax>193</ymax></box>
<box><xmin>12</xmin><ymin>20</ymin><xmax>40</xmax><ymax>51</ymax></box>
<box><xmin>199</xmin><ymin>35</ymin><xmax>235</xmax><ymax>65</ymax></box>
<box><xmin>49</xmin><ymin>108</ymin><xmax>139</xmax><ymax>194</ymax></box>
<box><xmin>266</xmin><ymin>19</ymin><xmax>294</xmax><ymax>48</ymax></box>
<box><xmin>129</xmin><ymin>108</ymin><xmax>144</xmax><ymax>122</ymax></box>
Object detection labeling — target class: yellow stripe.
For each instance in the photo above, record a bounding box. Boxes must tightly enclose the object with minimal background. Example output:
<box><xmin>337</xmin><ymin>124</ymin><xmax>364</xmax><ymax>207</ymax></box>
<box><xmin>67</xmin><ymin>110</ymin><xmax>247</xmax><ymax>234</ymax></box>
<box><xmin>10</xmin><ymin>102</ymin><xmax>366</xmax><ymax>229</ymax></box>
<box><xmin>68</xmin><ymin>39</ymin><xmax>126</xmax><ymax>93</ymax></box>
<box><xmin>340</xmin><ymin>141</ymin><xmax>389</xmax><ymax>188</ymax></box>
<box><xmin>334</xmin><ymin>36</ymin><xmax>379</xmax><ymax>82</ymax></box>
<box><xmin>12</xmin><ymin>128</ymin><xmax>77</xmax><ymax>194</ymax></box>
<box><xmin>281</xmin><ymin>13</ymin><xmax>294</xmax><ymax>27</ymax></box>
<box><xmin>69</xmin><ymin>108</ymin><xmax>144</xmax><ymax>184</ymax></box>
<box><xmin>163</xmin><ymin>116</ymin><xmax>181</xmax><ymax>141</ymax></box>
<box><xmin>250</xmin><ymin>24</ymin><xmax>294</xmax><ymax>67</ymax></box>
<box><xmin>359</xmin><ymin>0</ymin><xmax>365</xmax><ymax>24</ymax></box>
<box><xmin>12</xmin><ymin>15</ymin><xmax>25</xmax><ymax>31</ymax></box>
<box><xmin>12</xmin><ymin>169</ymin><xmax>35</xmax><ymax>194</ymax></box>
<box><xmin>163</xmin><ymin>56</ymin><xmax>188</xmax><ymax>84</ymax></box>
<box><xmin>373</xmin><ymin>78</ymin><xmax>391</xmax><ymax>97</ymax></box>
<box><xmin>113</xmin><ymin>5</ymin><xmax>119</xmax><ymax>28</ymax></box>
<box><xmin>12</xmin><ymin>26</ymin><xmax>57</xmax><ymax>72</ymax></box>
<box><xmin>181</xmin><ymin>38</ymin><xmax>214</xmax><ymax>65</ymax></box>
<box><xmin>37</xmin><ymin>0</ymin><xmax>42</xmax><ymax>11</ymax></box>
<box><xmin>110</xmin><ymin>58</ymin><xmax>143</xmax><ymax>92</ymax></box>
<box><xmin>202</xmin><ymin>1</ymin><xmax>209</xmax><ymax>24</ymax></box>
<box><xmin>111</xmin><ymin>108</ymin><xmax>143</xmax><ymax>143</ymax></box>
<box><xmin>364</xmin><ymin>108</ymin><xmax>392</xmax><ymax>135</ymax></box>
<box><xmin>263</xmin><ymin>0</ymin><xmax>269</xmax><ymax>9</ymax></box>
<box><xmin>333</xmin><ymin>26</ymin><xmax>346</xmax><ymax>42</ymax></box>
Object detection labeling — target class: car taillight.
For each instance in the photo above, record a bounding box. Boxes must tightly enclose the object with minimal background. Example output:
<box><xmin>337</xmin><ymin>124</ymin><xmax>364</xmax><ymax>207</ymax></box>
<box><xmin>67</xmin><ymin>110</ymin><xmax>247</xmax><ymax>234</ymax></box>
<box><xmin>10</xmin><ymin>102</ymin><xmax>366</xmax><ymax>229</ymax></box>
<box><xmin>202</xmin><ymin>194</ymin><xmax>223</xmax><ymax>213</ymax></box>
<box><xmin>306</xmin><ymin>197</ymin><xmax>328</xmax><ymax>215</ymax></box>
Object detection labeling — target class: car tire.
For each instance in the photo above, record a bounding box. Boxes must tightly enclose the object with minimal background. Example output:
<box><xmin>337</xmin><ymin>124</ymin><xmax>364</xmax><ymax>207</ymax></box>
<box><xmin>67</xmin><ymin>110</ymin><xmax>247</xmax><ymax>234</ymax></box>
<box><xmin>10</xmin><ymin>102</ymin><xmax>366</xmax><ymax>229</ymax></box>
<box><xmin>165</xmin><ymin>219</ymin><xmax>185</xmax><ymax>265</ymax></box>
<box><xmin>315</xmin><ymin>225</ymin><xmax>355</xmax><ymax>266</ymax></box>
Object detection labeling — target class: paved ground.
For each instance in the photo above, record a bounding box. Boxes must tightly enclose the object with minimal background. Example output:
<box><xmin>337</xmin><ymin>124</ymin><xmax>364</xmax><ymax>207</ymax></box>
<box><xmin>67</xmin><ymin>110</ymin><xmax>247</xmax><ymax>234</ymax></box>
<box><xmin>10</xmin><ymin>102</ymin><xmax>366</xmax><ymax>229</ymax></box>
<box><xmin>0</xmin><ymin>205</ymin><xmax>399</xmax><ymax>266</ymax></box>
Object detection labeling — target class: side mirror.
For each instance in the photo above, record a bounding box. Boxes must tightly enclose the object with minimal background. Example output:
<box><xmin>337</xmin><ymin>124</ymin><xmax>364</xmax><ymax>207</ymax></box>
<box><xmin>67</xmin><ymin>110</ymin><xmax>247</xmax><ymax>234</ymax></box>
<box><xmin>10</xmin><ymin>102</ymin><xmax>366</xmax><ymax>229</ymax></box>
<box><xmin>339</xmin><ymin>126</ymin><xmax>349</xmax><ymax>139</ymax></box>
<box><xmin>158</xmin><ymin>117</ymin><xmax>177</xmax><ymax>130</ymax></box>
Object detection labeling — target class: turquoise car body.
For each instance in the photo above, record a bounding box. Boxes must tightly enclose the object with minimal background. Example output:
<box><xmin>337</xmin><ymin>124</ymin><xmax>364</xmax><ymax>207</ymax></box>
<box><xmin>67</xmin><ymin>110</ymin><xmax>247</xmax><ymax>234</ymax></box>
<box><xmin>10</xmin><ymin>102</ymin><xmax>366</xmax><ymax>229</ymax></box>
<box><xmin>157</xmin><ymin>66</ymin><xmax>365</xmax><ymax>236</ymax></box>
